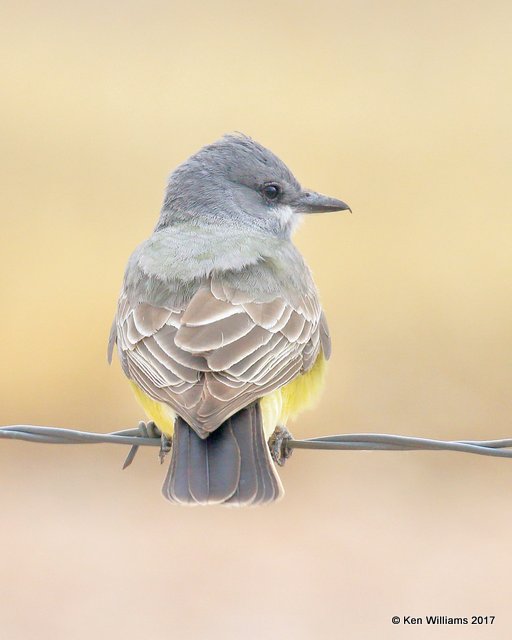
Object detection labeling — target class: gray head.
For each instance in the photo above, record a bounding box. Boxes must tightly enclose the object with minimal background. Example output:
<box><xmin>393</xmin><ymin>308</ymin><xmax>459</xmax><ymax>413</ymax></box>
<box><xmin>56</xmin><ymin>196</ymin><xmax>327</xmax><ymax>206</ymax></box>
<box><xmin>156</xmin><ymin>133</ymin><xmax>350</xmax><ymax>237</ymax></box>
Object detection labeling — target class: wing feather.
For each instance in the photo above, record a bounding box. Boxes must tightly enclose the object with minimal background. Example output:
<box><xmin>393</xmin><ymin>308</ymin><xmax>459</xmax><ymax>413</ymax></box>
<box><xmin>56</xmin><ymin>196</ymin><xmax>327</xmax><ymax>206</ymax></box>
<box><xmin>113</xmin><ymin>277</ymin><xmax>327</xmax><ymax>437</ymax></box>
<box><xmin>153</xmin><ymin>325</ymin><xmax>209</xmax><ymax>370</ymax></box>
<box><xmin>175</xmin><ymin>313</ymin><xmax>255</xmax><ymax>352</ymax></box>
<box><xmin>242</xmin><ymin>299</ymin><xmax>287</xmax><ymax>329</ymax></box>
<box><xmin>181</xmin><ymin>287</ymin><xmax>243</xmax><ymax>325</ymax></box>
<box><xmin>133</xmin><ymin>304</ymin><xmax>173</xmax><ymax>336</ymax></box>
<box><xmin>280</xmin><ymin>312</ymin><xmax>307</xmax><ymax>342</ymax></box>
<box><xmin>144</xmin><ymin>336</ymin><xmax>200</xmax><ymax>384</ymax></box>
<box><xmin>319</xmin><ymin>310</ymin><xmax>332</xmax><ymax>360</ymax></box>
<box><xmin>206</xmin><ymin>326</ymin><xmax>274</xmax><ymax>371</ymax></box>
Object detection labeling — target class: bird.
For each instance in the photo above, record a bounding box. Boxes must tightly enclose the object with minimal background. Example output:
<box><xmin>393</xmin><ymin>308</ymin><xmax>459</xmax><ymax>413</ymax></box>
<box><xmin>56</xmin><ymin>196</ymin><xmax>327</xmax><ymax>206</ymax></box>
<box><xmin>108</xmin><ymin>133</ymin><xmax>350</xmax><ymax>506</ymax></box>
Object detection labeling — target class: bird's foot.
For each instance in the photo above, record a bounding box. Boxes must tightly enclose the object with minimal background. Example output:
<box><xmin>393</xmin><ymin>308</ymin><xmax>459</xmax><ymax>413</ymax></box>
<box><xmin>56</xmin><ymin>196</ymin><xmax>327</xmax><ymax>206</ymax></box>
<box><xmin>159</xmin><ymin>431</ymin><xmax>173</xmax><ymax>464</ymax></box>
<box><xmin>139</xmin><ymin>421</ymin><xmax>173</xmax><ymax>464</ymax></box>
<box><xmin>145</xmin><ymin>421</ymin><xmax>161</xmax><ymax>438</ymax></box>
<box><xmin>269</xmin><ymin>425</ymin><xmax>293</xmax><ymax>467</ymax></box>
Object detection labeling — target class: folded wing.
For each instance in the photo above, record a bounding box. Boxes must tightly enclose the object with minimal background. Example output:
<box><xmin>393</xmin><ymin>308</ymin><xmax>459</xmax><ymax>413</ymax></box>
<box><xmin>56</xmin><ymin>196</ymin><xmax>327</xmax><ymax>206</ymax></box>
<box><xmin>112</xmin><ymin>275</ymin><xmax>328</xmax><ymax>437</ymax></box>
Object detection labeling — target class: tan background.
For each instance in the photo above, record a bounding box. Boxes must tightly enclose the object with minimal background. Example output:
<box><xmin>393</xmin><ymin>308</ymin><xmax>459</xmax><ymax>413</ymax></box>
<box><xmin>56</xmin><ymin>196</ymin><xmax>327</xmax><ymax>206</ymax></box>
<box><xmin>1</xmin><ymin>1</ymin><xmax>511</xmax><ymax>638</ymax></box>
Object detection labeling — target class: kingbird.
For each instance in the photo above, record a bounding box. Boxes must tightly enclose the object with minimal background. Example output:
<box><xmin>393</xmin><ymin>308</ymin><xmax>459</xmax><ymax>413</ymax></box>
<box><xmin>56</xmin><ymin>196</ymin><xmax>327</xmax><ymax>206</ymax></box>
<box><xmin>108</xmin><ymin>134</ymin><xmax>350</xmax><ymax>505</ymax></box>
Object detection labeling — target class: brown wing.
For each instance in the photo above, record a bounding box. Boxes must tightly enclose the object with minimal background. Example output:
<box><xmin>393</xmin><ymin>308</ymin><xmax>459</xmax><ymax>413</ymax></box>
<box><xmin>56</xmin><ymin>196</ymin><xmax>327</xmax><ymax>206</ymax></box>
<box><xmin>113</xmin><ymin>276</ymin><xmax>326</xmax><ymax>437</ymax></box>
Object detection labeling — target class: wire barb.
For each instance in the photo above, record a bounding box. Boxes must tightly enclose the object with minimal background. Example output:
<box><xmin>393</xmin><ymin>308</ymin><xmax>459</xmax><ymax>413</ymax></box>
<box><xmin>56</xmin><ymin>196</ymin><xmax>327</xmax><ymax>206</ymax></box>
<box><xmin>122</xmin><ymin>421</ymin><xmax>152</xmax><ymax>470</ymax></box>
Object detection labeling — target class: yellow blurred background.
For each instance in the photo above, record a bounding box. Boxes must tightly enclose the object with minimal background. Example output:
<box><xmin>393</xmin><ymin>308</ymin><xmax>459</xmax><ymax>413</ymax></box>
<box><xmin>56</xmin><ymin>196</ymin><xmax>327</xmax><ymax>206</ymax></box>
<box><xmin>1</xmin><ymin>0</ymin><xmax>511</xmax><ymax>637</ymax></box>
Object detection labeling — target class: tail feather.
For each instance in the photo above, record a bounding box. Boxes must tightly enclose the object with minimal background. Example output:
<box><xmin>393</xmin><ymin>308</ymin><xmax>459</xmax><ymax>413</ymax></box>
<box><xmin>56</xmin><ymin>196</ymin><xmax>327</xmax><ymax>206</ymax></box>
<box><xmin>163</xmin><ymin>403</ymin><xmax>283</xmax><ymax>506</ymax></box>
<box><xmin>226</xmin><ymin>405</ymin><xmax>281</xmax><ymax>506</ymax></box>
<box><xmin>224</xmin><ymin>412</ymin><xmax>259</xmax><ymax>505</ymax></box>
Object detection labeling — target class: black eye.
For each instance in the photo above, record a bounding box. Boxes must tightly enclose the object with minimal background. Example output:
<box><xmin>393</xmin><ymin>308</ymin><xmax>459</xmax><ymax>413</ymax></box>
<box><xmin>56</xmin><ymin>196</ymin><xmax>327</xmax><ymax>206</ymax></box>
<box><xmin>262</xmin><ymin>183</ymin><xmax>281</xmax><ymax>201</ymax></box>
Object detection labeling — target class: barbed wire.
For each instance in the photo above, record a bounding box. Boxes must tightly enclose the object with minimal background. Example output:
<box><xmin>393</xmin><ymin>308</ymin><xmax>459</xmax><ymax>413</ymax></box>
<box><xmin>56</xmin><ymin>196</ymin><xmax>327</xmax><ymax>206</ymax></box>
<box><xmin>2</xmin><ymin>424</ymin><xmax>512</xmax><ymax>470</ymax></box>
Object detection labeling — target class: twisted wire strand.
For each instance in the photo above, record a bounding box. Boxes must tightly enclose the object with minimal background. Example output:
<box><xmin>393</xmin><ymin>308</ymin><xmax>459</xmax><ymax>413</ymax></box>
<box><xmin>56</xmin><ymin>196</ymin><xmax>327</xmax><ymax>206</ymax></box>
<box><xmin>2</xmin><ymin>425</ymin><xmax>512</xmax><ymax>464</ymax></box>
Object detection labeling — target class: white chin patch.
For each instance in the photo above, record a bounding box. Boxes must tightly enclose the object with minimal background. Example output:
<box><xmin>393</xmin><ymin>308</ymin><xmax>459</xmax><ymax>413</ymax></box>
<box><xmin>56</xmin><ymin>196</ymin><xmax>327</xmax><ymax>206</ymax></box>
<box><xmin>275</xmin><ymin>205</ymin><xmax>301</xmax><ymax>232</ymax></box>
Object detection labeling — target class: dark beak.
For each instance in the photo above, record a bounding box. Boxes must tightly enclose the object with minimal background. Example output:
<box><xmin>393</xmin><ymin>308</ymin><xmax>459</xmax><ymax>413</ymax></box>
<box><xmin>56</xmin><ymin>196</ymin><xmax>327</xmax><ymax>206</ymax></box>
<box><xmin>294</xmin><ymin>190</ymin><xmax>351</xmax><ymax>214</ymax></box>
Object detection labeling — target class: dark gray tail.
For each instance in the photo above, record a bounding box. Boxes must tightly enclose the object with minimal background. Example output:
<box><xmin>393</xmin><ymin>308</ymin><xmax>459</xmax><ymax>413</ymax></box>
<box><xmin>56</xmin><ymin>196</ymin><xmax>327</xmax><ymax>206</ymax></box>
<box><xmin>162</xmin><ymin>403</ymin><xmax>283</xmax><ymax>506</ymax></box>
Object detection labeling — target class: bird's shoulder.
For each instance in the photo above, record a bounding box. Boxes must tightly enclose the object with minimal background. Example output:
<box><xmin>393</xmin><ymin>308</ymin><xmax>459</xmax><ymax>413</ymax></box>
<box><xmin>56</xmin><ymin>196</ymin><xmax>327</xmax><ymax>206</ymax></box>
<box><xmin>122</xmin><ymin>225</ymin><xmax>315</xmax><ymax>309</ymax></box>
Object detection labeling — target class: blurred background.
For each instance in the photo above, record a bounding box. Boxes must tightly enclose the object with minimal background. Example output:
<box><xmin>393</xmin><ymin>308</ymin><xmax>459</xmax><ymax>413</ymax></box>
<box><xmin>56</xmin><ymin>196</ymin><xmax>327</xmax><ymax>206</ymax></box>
<box><xmin>1</xmin><ymin>0</ymin><xmax>511</xmax><ymax>638</ymax></box>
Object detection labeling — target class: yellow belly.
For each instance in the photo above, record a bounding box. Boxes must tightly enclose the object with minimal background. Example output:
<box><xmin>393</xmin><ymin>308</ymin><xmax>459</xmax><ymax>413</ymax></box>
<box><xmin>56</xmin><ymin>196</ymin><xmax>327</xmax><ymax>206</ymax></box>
<box><xmin>260</xmin><ymin>351</ymin><xmax>327</xmax><ymax>438</ymax></box>
<box><xmin>130</xmin><ymin>352</ymin><xmax>327</xmax><ymax>439</ymax></box>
